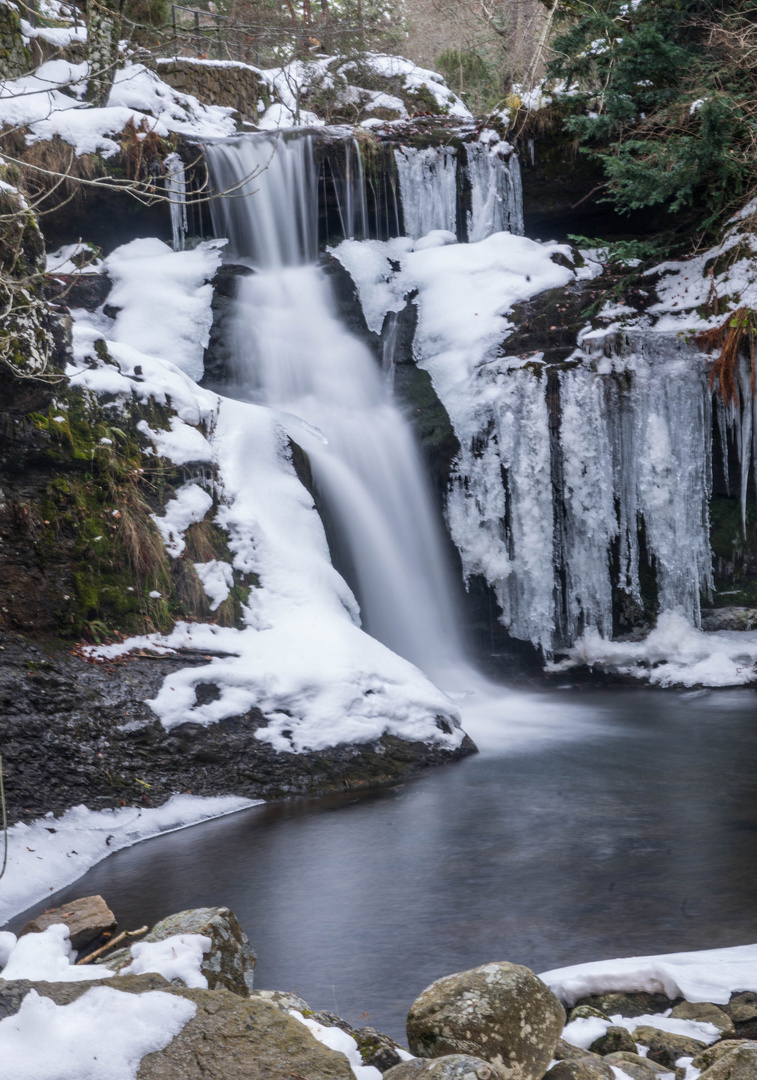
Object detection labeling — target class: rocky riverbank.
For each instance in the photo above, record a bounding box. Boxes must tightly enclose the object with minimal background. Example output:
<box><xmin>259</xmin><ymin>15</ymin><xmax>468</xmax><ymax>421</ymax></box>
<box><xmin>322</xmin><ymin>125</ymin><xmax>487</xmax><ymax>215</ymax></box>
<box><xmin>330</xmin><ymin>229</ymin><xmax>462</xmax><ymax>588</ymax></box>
<box><xmin>0</xmin><ymin>628</ymin><xmax>475</xmax><ymax>828</ymax></box>
<box><xmin>1</xmin><ymin>897</ymin><xmax>755</xmax><ymax>1080</ymax></box>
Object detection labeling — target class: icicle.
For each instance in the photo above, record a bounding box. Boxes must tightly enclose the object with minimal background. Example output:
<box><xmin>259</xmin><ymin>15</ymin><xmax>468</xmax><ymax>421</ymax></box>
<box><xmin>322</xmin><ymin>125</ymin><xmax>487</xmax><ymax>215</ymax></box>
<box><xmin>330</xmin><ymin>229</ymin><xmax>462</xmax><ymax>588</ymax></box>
<box><xmin>738</xmin><ymin>355</ymin><xmax>752</xmax><ymax>538</ymax></box>
<box><xmin>446</xmin><ymin>366</ymin><xmax>555</xmax><ymax>654</ymax></box>
<box><xmin>465</xmin><ymin>144</ymin><xmax>524</xmax><ymax>242</ymax></box>
<box><xmin>558</xmin><ymin>369</ymin><xmax>617</xmax><ymax>641</ymax></box>
<box><xmin>716</xmin><ymin>394</ymin><xmax>730</xmax><ymax>496</ymax></box>
<box><xmin>393</xmin><ymin>146</ymin><xmax>457</xmax><ymax>239</ymax></box>
<box><xmin>165</xmin><ymin>152</ymin><xmax>188</xmax><ymax>252</ymax></box>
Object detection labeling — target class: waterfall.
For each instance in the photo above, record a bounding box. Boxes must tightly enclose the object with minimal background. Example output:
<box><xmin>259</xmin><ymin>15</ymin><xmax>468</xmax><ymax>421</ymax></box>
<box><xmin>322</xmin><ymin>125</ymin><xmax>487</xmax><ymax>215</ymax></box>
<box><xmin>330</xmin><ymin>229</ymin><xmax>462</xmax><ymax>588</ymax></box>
<box><xmin>165</xmin><ymin>152</ymin><xmax>188</xmax><ymax>252</ymax></box>
<box><xmin>206</xmin><ymin>133</ymin><xmax>463</xmax><ymax>673</ymax></box>
<box><xmin>331</xmin><ymin>138</ymin><xmax>369</xmax><ymax>241</ymax></box>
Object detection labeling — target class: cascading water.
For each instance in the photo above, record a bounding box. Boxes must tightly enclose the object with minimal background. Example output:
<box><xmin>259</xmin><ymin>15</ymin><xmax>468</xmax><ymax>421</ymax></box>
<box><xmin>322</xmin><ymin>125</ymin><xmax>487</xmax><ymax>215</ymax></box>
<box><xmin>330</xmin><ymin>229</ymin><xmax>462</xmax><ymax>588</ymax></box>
<box><xmin>206</xmin><ymin>133</ymin><xmax>463</xmax><ymax>673</ymax></box>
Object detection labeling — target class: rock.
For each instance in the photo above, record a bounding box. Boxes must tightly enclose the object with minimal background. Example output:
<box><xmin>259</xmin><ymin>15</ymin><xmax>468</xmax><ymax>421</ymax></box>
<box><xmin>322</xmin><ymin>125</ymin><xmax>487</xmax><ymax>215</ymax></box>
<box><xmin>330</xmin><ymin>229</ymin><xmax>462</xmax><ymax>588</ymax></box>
<box><xmin>669</xmin><ymin>1000</ymin><xmax>735</xmax><ymax>1038</ymax></box>
<box><xmin>588</xmin><ymin>1025</ymin><xmax>636</xmax><ymax>1055</ymax></box>
<box><xmin>542</xmin><ymin>1058</ymin><xmax>613</xmax><ymax>1080</ymax></box>
<box><xmin>722</xmin><ymin>992</ymin><xmax>757</xmax><ymax>1038</ymax></box>
<box><xmin>19</xmin><ymin>895</ymin><xmax>116</xmax><ymax>950</ymax></box>
<box><xmin>406</xmin><ymin>961</ymin><xmax>565</xmax><ymax>1080</ymax></box>
<box><xmin>632</xmin><ymin>1025</ymin><xmax>708</xmax><ymax>1068</ymax></box>
<box><xmin>385</xmin><ymin>1056</ymin><xmax>497</xmax><ymax>1080</ymax></box>
<box><xmin>603</xmin><ymin>1052</ymin><xmax>671</xmax><ymax>1078</ymax></box>
<box><xmin>568</xmin><ymin>1006</ymin><xmax>610</xmax><ymax>1023</ymax></box>
<box><xmin>690</xmin><ymin>1040</ymin><xmax>757</xmax><ymax>1074</ymax></box>
<box><xmin>100</xmin><ymin>907</ymin><xmax>256</xmax><ymax>996</ymax></box>
<box><xmin>696</xmin><ymin>1044</ymin><xmax>757</xmax><ymax>1079</ymax></box>
<box><xmin>553</xmin><ymin>1039</ymin><xmax>600</xmax><ymax>1062</ymax></box>
<box><xmin>248</xmin><ymin>989</ymin><xmax>311</xmax><ymax>1013</ymax></box>
<box><xmin>0</xmin><ymin>981</ymin><xmax>355</xmax><ymax>1080</ymax></box>
<box><xmin>136</xmin><ymin>989</ymin><xmax>354</xmax><ymax>1079</ymax></box>
<box><xmin>305</xmin><ymin>1008</ymin><xmax>409</xmax><ymax>1070</ymax></box>
<box><xmin>574</xmin><ymin>992</ymin><xmax>677</xmax><ymax>1018</ymax></box>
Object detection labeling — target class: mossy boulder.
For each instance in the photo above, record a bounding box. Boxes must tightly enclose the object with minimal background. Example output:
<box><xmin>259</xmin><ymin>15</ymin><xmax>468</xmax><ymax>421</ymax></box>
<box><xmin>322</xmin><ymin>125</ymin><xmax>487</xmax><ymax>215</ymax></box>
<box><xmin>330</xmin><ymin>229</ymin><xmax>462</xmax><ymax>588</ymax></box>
<box><xmin>406</xmin><ymin>962</ymin><xmax>565</xmax><ymax>1080</ymax></box>
<box><xmin>632</xmin><ymin>1025</ymin><xmax>707</xmax><ymax>1068</ymax></box>
<box><xmin>602</xmin><ymin>1052</ymin><xmax>669</xmax><ymax>1078</ymax></box>
<box><xmin>588</xmin><ymin>1025</ymin><xmax>636</xmax><ymax>1055</ymax></box>
<box><xmin>690</xmin><ymin>1040</ymin><xmax>757</xmax><ymax>1074</ymax></box>
<box><xmin>574</xmin><ymin>992</ymin><xmax>677</xmax><ymax>1018</ymax></box>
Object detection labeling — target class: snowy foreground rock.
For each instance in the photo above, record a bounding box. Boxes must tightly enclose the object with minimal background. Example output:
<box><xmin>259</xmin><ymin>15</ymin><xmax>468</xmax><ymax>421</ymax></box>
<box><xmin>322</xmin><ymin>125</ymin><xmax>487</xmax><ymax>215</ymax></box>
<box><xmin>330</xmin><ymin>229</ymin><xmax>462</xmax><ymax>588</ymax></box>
<box><xmin>3</xmin><ymin>901</ymin><xmax>757</xmax><ymax>1080</ymax></box>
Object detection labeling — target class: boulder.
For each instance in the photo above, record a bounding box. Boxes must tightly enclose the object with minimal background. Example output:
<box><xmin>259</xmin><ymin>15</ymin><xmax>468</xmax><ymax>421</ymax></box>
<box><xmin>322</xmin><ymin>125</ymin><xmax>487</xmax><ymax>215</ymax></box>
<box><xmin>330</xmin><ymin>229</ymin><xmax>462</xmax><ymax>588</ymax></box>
<box><xmin>574</xmin><ymin>992</ymin><xmax>676</xmax><ymax>1018</ymax></box>
<box><xmin>0</xmin><ymin>980</ymin><xmax>355</xmax><ymax>1080</ymax></box>
<box><xmin>542</xmin><ymin>1058</ymin><xmax>613</xmax><ymax>1080</ymax></box>
<box><xmin>248</xmin><ymin>989</ymin><xmax>310</xmax><ymax>1013</ymax></box>
<box><xmin>406</xmin><ymin>962</ymin><xmax>565</xmax><ymax>1080</ymax></box>
<box><xmin>19</xmin><ymin>895</ymin><xmax>116</xmax><ymax>951</ymax></box>
<box><xmin>588</xmin><ymin>1025</ymin><xmax>636</xmax><ymax>1055</ymax></box>
<box><xmin>722</xmin><ymin>992</ymin><xmax>757</xmax><ymax>1039</ymax></box>
<box><xmin>690</xmin><ymin>1040</ymin><xmax>757</xmax><ymax>1074</ymax></box>
<box><xmin>697</xmin><ymin>1044</ymin><xmax>757</xmax><ymax>1079</ymax></box>
<box><xmin>385</xmin><ymin>1056</ymin><xmax>497</xmax><ymax>1080</ymax></box>
<box><xmin>602</xmin><ymin>1052</ymin><xmax>670</xmax><ymax>1078</ymax></box>
<box><xmin>669</xmin><ymin>1000</ymin><xmax>735</xmax><ymax>1038</ymax></box>
<box><xmin>632</xmin><ymin>1025</ymin><xmax>707</xmax><ymax>1069</ymax></box>
<box><xmin>101</xmin><ymin>907</ymin><xmax>256</xmax><ymax>996</ymax></box>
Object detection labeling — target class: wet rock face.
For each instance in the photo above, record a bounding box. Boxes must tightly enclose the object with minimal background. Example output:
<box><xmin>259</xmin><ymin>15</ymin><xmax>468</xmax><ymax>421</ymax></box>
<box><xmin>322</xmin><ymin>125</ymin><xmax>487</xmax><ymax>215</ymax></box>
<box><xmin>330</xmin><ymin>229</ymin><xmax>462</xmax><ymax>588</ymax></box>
<box><xmin>102</xmin><ymin>907</ymin><xmax>257</xmax><ymax>997</ymax></box>
<box><xmin>406</xmin><ymin>962</ymin><xmax>566</xmax><ymax>1080</ymax></box>
<box><xmin>19</xmin><ymin>894</ymin><xmax>116</xmax><ymax>951</ymax></box>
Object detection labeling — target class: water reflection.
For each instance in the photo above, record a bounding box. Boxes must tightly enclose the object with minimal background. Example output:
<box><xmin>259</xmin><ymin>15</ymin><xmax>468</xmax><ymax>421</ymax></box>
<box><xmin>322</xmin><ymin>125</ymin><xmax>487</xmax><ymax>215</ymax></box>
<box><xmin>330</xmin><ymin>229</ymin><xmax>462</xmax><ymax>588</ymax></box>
<box><xmin>5</xmin><ymin>688</ymin><xmax>757</xmax><ymax>1043</ymax></box>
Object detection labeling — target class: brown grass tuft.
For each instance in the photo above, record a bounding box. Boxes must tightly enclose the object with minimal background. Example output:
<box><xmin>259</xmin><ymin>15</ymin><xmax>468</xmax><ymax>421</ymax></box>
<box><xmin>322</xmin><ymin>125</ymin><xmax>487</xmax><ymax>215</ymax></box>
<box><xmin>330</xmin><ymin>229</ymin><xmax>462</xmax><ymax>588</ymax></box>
<box><xmin>694</xmin><ymin>306</ymin><xmax>757</xmax><ymax>406</ymax></box>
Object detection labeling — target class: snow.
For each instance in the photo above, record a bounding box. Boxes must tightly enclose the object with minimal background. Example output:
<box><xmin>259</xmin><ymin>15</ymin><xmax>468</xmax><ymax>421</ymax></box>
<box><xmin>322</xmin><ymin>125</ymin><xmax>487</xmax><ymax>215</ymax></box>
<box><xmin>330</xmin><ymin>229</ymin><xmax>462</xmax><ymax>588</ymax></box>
<box><xmin>150</xmin><ymin>482</ymin><xmax>214</xmax><ymax>557</ymax></box>
<box><xmin>121</xmin><ymin>934</ymin><xmax>211</xmax><ymax>988</ymax></box>
<box><xmin>138</xmin><ymin>417</ymin><xmax>214</xmax><ymax>467</ymax></box>
<box><xmin>46</xmin><ymin>242</ymin><xmax>102</xmax><ymax>276</ymax></box>
<box><xmin>0</xmin><ymin>794</ymin><xmax>260</xmax><ymax>925</ymax></box>
<box><xmin>541</xmin><ymin>942</ymin><xmax>757</xmax><ymax>1007</ymax></box>
<box><xmin>0</xmin><ymin>924</ymin><xmax>113</xmax><ymax>982</ymax></box>
<box><xmin>0</xmin><ymin>60</ymin><xmax>235</xmax><ymax>157</ymax></box>
<box><xmin>549</xmin><ymin>610</ymin><xmax>757</xmax><ymax>687</ymax></box>
<box><xmin>0</xmin><ymin>986</ymin><xmax>195</xmax><ymax>1080</ymax></box>
<box><xmin>103</xmin><ymin>238</ymin><xmax>224</xmax><ymax>382</ymax></box>
<box><xmin>20</xmin><ymin>18</ymin><xmax>86</xmax><ymax>46</ymax></box>
<box><xmin>562</xmin><ymin>1012</ymin><xmax>720</xmax><ymax>1050</ymax></box>
<box><xmin>194</xmin><ymin>559</ymin><xmax>234</xmax><ymax>609</ymax></box>
<box><xmin>291</xmin><ymin>1010</ymin><xmax>383</xmax><ymax>1080</ymax></box>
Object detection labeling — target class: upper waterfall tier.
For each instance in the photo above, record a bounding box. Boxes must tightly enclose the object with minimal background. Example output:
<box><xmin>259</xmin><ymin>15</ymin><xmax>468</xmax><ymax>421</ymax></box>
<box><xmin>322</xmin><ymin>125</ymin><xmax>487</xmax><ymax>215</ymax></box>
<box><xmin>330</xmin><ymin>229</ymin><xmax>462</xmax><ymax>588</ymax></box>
<box><xmin>207</xmin><ymin>129</ymin><xmax>523</xmax><ymax>262</ymax></box>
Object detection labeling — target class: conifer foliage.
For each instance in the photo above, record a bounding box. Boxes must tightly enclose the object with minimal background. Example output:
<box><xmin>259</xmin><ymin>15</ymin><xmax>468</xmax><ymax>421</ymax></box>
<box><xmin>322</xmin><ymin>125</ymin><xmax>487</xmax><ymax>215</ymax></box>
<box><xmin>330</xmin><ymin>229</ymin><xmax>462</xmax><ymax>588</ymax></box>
<box><xmin>545</xmin><ymin>0</ymin><xmax>756</xmax><ymax>229</ymax></box>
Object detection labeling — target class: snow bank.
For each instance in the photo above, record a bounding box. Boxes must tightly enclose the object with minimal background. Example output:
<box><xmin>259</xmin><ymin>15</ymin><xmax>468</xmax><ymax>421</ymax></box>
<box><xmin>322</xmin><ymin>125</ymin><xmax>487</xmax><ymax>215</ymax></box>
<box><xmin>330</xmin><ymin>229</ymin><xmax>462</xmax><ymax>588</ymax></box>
<box><xmin>562</xmin><ymin>1012</ymin><xmax>720</xmax><ymax>1050</ymax></box>
<box><xmin>121</xmin><ymin>934</ymin><xmax>211</xmax><ymax>988</ymax></box>
<box><xmin>0</xmin><ymin>795</ymin><xmax>259</xmax><ymax>926</ymax></box>
<box><xmin>0</xmin><ymin>60</ymin><xmax>235</xmax><ymax>157</ymax></box>
<box><xmin>549</xmin><ymin>610</ymin><xmax>757</xmax><ymax>687</ymax></box>
<box><xmin>0</xmin><ymin>923</ymin><xmax>113</xmax><ymax>982</ymax></box>
<box><xmin>541</xmin><ymin>942</ymin><xmax>757</xmax><ymax>1007</ymax></box>
<box><xmin>0</xmin><ymin>986</ymin><xmax>195</xmax><ymax>1080</ymax></box>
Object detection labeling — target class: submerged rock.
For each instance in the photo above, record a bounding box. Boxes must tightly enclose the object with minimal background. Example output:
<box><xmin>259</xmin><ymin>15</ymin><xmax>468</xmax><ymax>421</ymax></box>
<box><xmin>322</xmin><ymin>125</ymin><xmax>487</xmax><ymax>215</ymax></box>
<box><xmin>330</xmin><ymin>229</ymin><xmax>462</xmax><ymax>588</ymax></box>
<box><xmin>19</xmin><ymin>894</ymin><xmax>116</xmax><ymax>951</ymax></box>
<box><xmin>100</xmin><ymin>906</ymin><xmax>256</xmax><ymax>996</ymax></box>
<box><xmin>406</xmin><ymin>961</ymin><xmax>565</xmax><ymax>1079</ymax></box>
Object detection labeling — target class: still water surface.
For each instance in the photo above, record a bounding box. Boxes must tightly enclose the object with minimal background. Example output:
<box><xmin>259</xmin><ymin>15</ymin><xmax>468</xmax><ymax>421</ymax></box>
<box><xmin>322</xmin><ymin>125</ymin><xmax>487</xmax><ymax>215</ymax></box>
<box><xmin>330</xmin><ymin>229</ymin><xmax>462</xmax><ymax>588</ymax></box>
<box><xmin>8</xmin><ymin>687</ymin><xmax>757</xmax><ymax>1042</ymax></box>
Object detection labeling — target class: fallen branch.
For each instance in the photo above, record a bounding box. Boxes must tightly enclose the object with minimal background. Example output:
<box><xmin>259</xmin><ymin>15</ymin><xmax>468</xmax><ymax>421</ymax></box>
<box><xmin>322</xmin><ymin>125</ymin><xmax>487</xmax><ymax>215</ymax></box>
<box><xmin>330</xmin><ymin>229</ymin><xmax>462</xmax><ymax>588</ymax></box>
<box><xmin>75</xmin><ymin>924</ymin><xmax>148</xmax><ymax>965</ymax></box>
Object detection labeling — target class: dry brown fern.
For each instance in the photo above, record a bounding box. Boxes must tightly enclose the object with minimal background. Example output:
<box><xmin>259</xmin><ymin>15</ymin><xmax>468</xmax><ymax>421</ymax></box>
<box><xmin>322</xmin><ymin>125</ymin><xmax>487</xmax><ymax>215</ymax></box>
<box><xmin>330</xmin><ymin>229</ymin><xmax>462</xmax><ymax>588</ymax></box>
<box><xmin>694</xmin><ymin>306</ymin><xmax>757</xmax><ymax>406</ymax></box>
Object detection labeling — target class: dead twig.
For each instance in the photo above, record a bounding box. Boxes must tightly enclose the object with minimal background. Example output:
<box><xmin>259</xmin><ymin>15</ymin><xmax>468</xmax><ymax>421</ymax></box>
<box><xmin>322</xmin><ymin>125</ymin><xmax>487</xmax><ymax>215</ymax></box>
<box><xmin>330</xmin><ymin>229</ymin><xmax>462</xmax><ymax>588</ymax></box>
<box><xmin>75</xmin><ymin>924</ymin><xmax>149</xmax><ymax>965</ymax></box>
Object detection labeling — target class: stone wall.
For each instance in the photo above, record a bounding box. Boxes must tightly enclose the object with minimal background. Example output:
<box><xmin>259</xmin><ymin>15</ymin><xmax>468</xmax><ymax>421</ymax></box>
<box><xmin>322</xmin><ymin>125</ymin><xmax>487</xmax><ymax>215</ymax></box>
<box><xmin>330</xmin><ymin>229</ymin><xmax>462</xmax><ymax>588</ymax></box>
<box><xmin>155</xmin><ymin>59</ymin><xmax>271</xmax><ymax>126</ymax></box>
